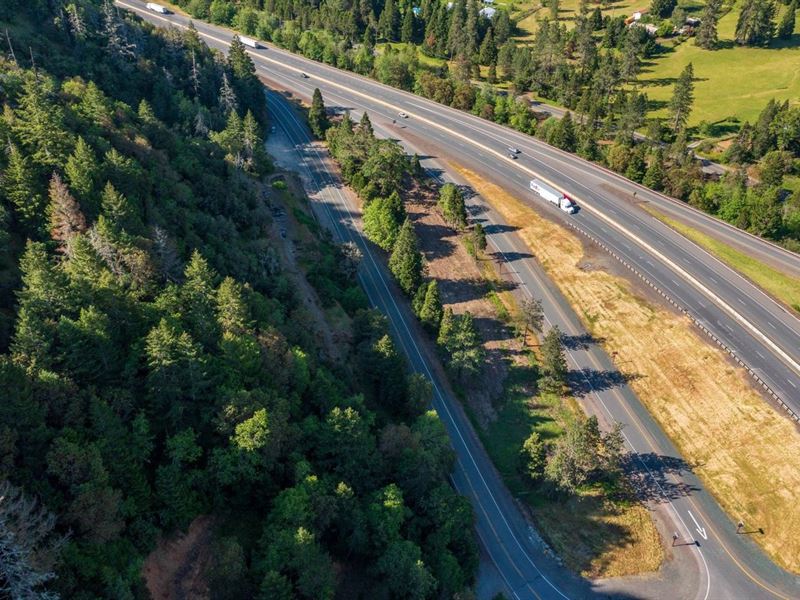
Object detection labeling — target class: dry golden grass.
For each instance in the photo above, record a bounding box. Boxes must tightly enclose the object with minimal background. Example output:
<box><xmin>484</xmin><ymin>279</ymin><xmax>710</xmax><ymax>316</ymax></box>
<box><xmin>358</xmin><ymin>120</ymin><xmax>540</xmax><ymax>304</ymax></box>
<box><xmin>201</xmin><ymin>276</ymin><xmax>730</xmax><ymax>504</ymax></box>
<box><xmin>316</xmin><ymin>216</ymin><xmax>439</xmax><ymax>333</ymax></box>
<box><xmin>455</xmin><ymin>164</ymin><xmax>800</xmax><ymax>575</ymax></box>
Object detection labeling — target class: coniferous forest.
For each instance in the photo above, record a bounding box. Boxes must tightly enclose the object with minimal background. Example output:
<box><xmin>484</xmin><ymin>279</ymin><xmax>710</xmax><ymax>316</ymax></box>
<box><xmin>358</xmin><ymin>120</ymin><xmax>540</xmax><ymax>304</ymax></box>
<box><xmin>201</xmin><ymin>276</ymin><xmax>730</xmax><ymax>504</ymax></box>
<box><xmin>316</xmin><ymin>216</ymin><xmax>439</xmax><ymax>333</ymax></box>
<box><xmin>0</xmin><ymin>2</ymin><xmax>477</xmax><ymax>598</ymax></box>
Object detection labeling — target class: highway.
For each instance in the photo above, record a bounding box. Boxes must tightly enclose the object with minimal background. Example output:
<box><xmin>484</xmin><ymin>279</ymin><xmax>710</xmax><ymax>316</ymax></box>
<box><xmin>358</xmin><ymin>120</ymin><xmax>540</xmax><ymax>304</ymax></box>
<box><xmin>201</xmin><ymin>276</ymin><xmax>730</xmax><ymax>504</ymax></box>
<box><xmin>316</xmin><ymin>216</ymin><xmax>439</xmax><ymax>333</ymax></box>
<box><xmin>120</xmin><ymin>3</ymin><xmax>800</xmax><ymax>597</ymax></box>
<box><xmin>123</xmin><ymin>1</ymin><xmax>800</xmax><ymax>416</ymax></box>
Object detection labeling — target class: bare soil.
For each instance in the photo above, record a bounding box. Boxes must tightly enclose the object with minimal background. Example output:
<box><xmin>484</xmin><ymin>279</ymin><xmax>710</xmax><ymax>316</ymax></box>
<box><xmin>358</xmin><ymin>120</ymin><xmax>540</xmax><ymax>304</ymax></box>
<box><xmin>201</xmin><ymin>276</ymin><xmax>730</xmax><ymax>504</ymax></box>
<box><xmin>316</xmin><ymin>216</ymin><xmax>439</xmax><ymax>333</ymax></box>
<box><xmin>405</xmin><ymin>187</ymin><xmax>511</xmax><ymax>425</ymax></box>
<box><xmin>143</xmin><ymin>516</ymin><xmax>213</xmax><ymax>600</ymax></box>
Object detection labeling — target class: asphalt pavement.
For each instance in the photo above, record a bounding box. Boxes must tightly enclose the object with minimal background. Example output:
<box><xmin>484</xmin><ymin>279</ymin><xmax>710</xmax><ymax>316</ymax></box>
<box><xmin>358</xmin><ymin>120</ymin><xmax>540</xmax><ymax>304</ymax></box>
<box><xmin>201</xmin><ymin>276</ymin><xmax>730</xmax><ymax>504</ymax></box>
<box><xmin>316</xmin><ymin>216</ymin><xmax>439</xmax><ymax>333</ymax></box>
<box><xmin>118</xmin><ymin>2</ymin><xmax>800</xmax><ymax>597</ymax></box>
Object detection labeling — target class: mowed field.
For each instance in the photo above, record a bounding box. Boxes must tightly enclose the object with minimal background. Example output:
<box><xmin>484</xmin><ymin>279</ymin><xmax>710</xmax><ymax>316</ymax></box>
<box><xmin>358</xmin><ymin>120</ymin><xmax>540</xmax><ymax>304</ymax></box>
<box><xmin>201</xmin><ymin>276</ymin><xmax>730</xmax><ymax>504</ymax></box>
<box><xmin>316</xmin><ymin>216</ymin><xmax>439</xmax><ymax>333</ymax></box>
<box><xmin>639</xmin><ymin>2</ymin><xmax>800</xmax><ymax>126</ymax></box>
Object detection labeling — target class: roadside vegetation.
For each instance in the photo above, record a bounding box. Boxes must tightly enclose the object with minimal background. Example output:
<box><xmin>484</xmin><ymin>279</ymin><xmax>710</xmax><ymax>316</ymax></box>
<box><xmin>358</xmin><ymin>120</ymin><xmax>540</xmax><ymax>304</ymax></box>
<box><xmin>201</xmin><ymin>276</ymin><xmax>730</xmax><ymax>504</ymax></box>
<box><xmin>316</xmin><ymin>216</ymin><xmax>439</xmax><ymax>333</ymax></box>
<box><xmin>164</xmin><ymin>0</ymin><xmax>800</xmax><ymax>256</ymax></box>
<box><xmin>316</xmin><ymin>91</ymin><xmax>663</xmax><ymax>576</ymax></box>
<box><xmin>457</xmin><ymin>165</ymin><xmax>800</xmax><ymax>575</ymax></box>
<box><xmin>0</xmin><ymin>4</ymin><xmax>478</xmax><ymax>597</ymax></box>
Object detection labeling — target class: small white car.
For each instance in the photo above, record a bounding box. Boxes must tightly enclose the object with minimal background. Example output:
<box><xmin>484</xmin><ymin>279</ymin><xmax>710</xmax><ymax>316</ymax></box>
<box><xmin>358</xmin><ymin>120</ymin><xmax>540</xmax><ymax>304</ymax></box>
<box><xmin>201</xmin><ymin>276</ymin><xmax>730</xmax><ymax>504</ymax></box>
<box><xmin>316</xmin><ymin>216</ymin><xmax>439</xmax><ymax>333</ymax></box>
<box><xmin>300</xmin><ymin>72</ymin><xmax>309</xmax><ymax>79</ymax></box>
<box><xmin>507</xmin><ymin>147</ymin><xmax>520</xmax><ymax>154</ymax></box>
<box><xmin>398</xmin><ymin>112</ymin><xmax>408</xmax><ymax>118</ymax></box>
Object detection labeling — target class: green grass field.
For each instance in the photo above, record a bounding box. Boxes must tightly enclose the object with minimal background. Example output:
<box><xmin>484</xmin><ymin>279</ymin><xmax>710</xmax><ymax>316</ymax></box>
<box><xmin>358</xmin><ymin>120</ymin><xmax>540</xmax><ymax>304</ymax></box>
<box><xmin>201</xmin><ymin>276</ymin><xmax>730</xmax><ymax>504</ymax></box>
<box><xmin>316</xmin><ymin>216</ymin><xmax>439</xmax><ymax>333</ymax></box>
<box><xmin>639</xmin><ymin>2</ymin><xmax>800</xmax><ymax>126</ymax></box>
<box><xmin>646</xmin><ymin>207</ymin><xmax>800</xmax><ymax>312</ymax></box>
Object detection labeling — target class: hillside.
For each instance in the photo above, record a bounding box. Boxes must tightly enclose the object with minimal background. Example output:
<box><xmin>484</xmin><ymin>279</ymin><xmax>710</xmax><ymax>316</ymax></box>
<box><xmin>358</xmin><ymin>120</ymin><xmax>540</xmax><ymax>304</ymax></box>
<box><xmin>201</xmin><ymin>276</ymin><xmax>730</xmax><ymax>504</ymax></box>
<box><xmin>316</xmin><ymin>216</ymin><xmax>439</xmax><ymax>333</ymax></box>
<box><xmin>0</xmin><ymin>2</ymin><xmax>476</xmax><ymax>598</ymax></box>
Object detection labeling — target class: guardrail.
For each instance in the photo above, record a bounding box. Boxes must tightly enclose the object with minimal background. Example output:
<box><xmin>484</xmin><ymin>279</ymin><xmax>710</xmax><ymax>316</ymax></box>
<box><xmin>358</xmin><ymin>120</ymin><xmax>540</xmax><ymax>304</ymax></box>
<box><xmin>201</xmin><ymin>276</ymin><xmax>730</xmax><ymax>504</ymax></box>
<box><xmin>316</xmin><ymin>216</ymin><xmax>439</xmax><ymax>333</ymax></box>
<box><xmin>563</xmin><ymin>220</ymin><xmax>799</xmax><ymax>424</ymax></box>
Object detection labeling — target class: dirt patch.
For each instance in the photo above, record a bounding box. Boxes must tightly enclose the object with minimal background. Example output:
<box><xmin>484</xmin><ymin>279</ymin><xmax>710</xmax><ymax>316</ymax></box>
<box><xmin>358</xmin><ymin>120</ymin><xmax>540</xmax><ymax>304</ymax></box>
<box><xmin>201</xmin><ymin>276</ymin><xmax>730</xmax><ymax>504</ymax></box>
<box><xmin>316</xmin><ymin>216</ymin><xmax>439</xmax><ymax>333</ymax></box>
<box><xmin>143</xmin><ymin>516</ymin><xmax>213</xmax><ymax>600</ymax></box>
<box><xmin>405</xmin><ymin>188</ymin><xmax>510</xmax><ymax>425</ymax></box>
<box><xmin>455</xmin><ymin>165</ymin><xmax>800</xmax><ymax>575</ymax></box>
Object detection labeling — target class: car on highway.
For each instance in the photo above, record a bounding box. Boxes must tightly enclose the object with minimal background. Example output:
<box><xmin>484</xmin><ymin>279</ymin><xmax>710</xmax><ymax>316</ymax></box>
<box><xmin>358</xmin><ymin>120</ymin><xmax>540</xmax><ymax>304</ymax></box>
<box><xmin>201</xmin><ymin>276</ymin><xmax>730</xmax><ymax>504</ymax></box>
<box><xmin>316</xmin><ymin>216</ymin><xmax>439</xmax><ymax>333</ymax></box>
<box><xmin>300</xmin><ymin>72</ymin><xmax>309</xmax><ymax>78</ymax></box>
<box><xmin>507</xmin><ymin>152</ymin><xmax>517</xmax><ymax>159</ymax></box>
<box><xmin>146</xmin><ymin>2</ymin><xmax>170</xmax><ymax>13</ymax></box>
<box><xmin>507</xmin><ymin>147</ymin><xmax>520</xmax><ymax>155</ymax></box>
<box><xmin>398</xmin><ymin>111</ymin><xmax>408</xmax><ymax>118</ymax></box>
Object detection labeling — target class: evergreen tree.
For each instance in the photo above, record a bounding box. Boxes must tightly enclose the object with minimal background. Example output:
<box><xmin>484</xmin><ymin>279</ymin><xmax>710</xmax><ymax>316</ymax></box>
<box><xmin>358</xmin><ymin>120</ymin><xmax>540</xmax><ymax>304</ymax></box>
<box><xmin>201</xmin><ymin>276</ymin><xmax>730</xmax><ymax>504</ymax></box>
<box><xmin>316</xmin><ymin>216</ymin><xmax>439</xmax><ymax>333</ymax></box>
<box><xmin>401</xmin><ymin>7</ymin><xmax>415</xmax><ymax>43</ymax></box>
<box><xmin>378</xmin><ymin>0</ymin><xmax>400</xmax><ymax>40</ymax></box>
<box><xmin>669</xmin><ymin>63</ymin><xmax>694</xmax><ymax>132</ymax></box>
<box><xmin>695</xmin><ymin>0</ymin><xmax>723</xmax><ymax>49</ymax></box>
<box><xmin>418</xmin><ymin>280</ymin><xmax>443</xmax><ymax>331</ymax></box>
<box><xmin>643</xmin><ymin>148</ymin><xmax>666</xmax><ymax>190</ymax></box>
<box><xmin>437</xmin><ymin>183</ymin><xmax>467</xmax><ymax>228</ymax></box>
<box><xmin>479</xmin><ymin>27</ymin><xmax>497</xmax><ymax>65</ymax></box>
<box><xmin>14</xmin><ymin>77</ymin><xmax>73</xmax><ymax>168</ymax></box>
<box><xmin>736</xmin><ymin>0</ymin><xmax>777</xmax><ymax>45</ymax></box>
<box><xmin>389</xmin><ymin>219</ymin><xmax>424</xmax><ymax>295</ymax></box>
<box><xmin>548</xmin><ymin>112</ymin><xmax>577</xmax><ymax>152</ymax></box>
<box><xmin>47</xmin><ymin>172</ymin><xmax>86</xmax><ymax>252</ymax></box>
<box><xmin>359</xmin><ymin>111</ymin><xmax>374</xmax><ymax>136</ymax></box>
<box><xmin>1</xmin><ymin>144</ymin><xmax>45</xmax><ymax>233</ymax></box>
<box><xmin>438</xmin><ymin>311</ymin><xmax>483</xmax><ymax>376</ymax></box>
<box><xmin>65</xmin><ymin>137</ymin><xmax>99</xmax><ymax>214</ymax></box>
<box><xmin>650</xmin><ymin>0</ymin><xmax>677</xmax><ymax>18</ymax></box>
<box><xmin>777</xmin><ymin>0</ymin><xmax>797</xmax><ymax>38</ymax></box>
<box><xmin>100</xmin><ymin>181</ymin><xmax>140</xmax><ymax>233</ymax></box>
<box><xmin>447</xmin><ymin>0</ymin><xmax>466</xmax><ymax>57</ymax></box>
<box><xmin>309</xmin><ymin>88</ymin><xmax>329</xmax><ymax>139</ymax></box>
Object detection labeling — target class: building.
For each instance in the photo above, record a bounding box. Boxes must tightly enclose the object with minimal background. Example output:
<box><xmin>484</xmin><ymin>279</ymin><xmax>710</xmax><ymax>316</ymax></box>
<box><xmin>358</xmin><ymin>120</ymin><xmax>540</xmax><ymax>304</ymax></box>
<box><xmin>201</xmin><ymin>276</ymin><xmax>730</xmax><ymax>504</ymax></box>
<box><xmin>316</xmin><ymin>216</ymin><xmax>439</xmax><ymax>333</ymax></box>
<box><xmin>479</xmin><ymin>6</ymin><xmax>497</xmax><ymax>18</ymax></box>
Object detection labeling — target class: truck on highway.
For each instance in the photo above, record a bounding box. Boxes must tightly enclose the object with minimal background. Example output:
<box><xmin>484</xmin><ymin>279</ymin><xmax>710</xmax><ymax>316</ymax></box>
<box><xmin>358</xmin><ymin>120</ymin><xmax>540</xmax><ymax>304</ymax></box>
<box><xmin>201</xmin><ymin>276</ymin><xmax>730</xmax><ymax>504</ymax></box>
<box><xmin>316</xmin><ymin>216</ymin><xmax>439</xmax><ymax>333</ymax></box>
<box><xmin>146</xmin><ymin>2</ymin><xmax>169</xmax><ymax>13</ymax></box>
<box><xmin>239</xmin><ymin>36</ymin><xmax>262</xmax><ymax>49</ymax></box>
<box><xmin>529</xmin><ymin>178</ymin><xmax>576</xmax><ymax>214</ymax></box>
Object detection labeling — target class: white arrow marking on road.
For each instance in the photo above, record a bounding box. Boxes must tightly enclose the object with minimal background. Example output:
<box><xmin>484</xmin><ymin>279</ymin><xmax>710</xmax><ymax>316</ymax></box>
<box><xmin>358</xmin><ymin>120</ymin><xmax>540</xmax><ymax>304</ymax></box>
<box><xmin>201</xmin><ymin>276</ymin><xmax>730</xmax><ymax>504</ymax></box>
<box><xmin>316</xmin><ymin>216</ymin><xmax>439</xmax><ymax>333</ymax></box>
<box><xmin>689</xmin><ymin>510</ymin><xmax>708</xmax><ymax>540</ymax></box>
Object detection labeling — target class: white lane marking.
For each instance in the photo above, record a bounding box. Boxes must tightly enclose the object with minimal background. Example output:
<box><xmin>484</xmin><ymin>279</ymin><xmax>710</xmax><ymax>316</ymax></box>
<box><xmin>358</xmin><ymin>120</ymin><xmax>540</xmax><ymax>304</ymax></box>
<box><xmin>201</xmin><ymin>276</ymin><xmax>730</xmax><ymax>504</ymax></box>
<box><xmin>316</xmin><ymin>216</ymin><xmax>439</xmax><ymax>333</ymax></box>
<box><xmin>788</xmin><ymin>379</ymin><xmax>798</xmax><ymax>389</ymax></box>
<box><xmin>267</xmin><ymin>93</ymin><xmax>566</xmax><ymax>600</ymax></box>
<box><xmin>689</xmin><ymin>510</ymin><xmax>708</xmax><ymax>540</ymax></box>
<box><xmin>768</xmin><ymin>321</ymin><xmax>777</xmax><ymax>330</ymax></box>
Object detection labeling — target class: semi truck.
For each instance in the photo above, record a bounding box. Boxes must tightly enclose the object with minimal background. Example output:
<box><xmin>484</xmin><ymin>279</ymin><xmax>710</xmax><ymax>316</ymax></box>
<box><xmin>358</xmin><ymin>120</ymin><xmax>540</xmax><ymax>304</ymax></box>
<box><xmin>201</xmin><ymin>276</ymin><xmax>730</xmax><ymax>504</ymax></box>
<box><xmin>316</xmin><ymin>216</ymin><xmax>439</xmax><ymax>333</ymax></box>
<box><xmin>529</xmin><ymin>178</ymin><xmax>576</xmax><ymax>214</ymax></box>
<box><xmin>239</xmin><ymin>36</ymin><xmax>262</xmax><ymax>49</ymax></box>
<box><xmin>146</xmin><ymin>2</ymin><xmax>169</xmax><ymax>13</ymax></box>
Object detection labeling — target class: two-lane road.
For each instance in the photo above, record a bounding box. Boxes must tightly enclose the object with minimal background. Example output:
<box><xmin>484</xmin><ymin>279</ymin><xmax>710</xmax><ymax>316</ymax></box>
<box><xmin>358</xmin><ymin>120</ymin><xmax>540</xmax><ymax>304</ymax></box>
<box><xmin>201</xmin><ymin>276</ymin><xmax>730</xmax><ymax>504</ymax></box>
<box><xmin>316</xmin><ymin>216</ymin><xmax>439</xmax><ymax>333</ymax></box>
<box><xmin>119</xmin><ymin>2</ymin><xmax>800</xmax><ymax>597</ymax></box>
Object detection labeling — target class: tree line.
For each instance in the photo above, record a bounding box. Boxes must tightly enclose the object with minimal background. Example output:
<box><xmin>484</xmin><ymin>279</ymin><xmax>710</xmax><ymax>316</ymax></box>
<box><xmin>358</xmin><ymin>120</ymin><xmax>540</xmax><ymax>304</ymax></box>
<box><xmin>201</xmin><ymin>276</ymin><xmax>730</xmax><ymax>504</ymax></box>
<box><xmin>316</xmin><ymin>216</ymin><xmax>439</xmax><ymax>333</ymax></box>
<box><xmin>0</xmin><ymin>2</ymin><xmax>478</xmax><ymax>597</ymax></box>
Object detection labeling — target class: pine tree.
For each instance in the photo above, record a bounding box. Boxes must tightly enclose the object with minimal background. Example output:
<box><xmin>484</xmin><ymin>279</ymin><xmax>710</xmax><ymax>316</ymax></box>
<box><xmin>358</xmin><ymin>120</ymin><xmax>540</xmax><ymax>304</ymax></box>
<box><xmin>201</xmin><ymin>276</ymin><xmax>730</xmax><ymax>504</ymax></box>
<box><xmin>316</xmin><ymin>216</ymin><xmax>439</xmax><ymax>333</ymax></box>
<box><xmin>650</xmin><ymin>0</ymin><xmax>677</xmax><ymax>18</ymax></box>
<box><xmin>777</xmin><ymin>0</ymin><xmax>797</xmax><ymax>38</ymax></box>
<box><xmin>418</xmin><ymin>280</ymin><xmax>443</xmax><ymax>330</ymax></box>
<box><xmin>401</xmin><ymin>7</ymin><xmax>415</xmax><ymax>43</ymax></box>
<box><xmin>13</xmin><ymin>77</ymin><xmax>73</xmax><ymax>168</ymax></box>
<box><xmin>47</xmin><ymin>172</ymin><xmax>86</xmax><ymax>252</ymax></box>
<box><xmin>378</xmin><ymin>0</ymin><xmax>400</xmax><ymax>41</ymax></box>
<box><xmin>695</xmin><ymin>0</ymin><xmax>723</xmax><ymax>49</ymax></box>
<box><xmin>1</xmin><ymin>144</ymin><xmax>45</xmax><ymax>232</ymax></box>
<box><xmin>669</xmin><ymin>63</ymin><xmax>694</xmax><ymax>132</ymax></box>
<box><xmin>439</xmin><ymin>311</ymin><xmax>483</xmax><ymax>376</ymax></box>
<box><xmin>359</xmin><ymin>111</ymin><xmax>374</xmax><ymax>137</ymax></box>
<box><xmin>309</xmin><ymin>88</ymin><xmax>329</xmax><ymax>139</ymax></box>
<box><xmin>447</xmin><ymin>0</ymin><xmax>466</xmax><ymax>57</ymax></box>
<box><xmin>464</xmin><ymin>0</ymin><xmax>480</xmax><ymax>57</ymax></box>
<box><xmin>643</xmin><ymin>148</ymin><xmax>666</xmax><ymax>190</ymax></box>
<box><xmin>437</xmin><ymin>183</ymin><xmax>467</xmax><ymax>228</ymax></box>
<box><xmin>389</xmin><ymin>219</ymin><xmax>423</xmax><ymax>295</ymax></box>
<box><xmin>479</xmin><ymin>27</ymin><xmax>497</xmax><ymax>65</ymax></box>
<box><xmin>65</xmin><ymin>137</ymin><xmax>98</xmax><ymax>213</ymax></box>
<box><xmin>736</xmin><ymin>0</ymin><xmax>776</xmax><ymax>45</ymax></box>
<box><xmin>100</xmin><ymin>181</ymin><xmax>139</xmax><ymax>233</ymax></box>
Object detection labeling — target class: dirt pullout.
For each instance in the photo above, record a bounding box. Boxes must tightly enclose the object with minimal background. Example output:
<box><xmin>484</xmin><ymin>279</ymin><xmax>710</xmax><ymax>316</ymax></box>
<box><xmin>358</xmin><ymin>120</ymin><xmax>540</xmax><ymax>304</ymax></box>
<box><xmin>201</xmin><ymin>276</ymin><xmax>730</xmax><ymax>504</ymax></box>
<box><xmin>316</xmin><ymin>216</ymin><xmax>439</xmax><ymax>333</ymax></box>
<box><xmin>405</xmin><ymin>190</ymin><xmax>509</xmax><ymax>425</ymax></box>
<box><xmin>456</xmin><ymin>165</ymin><xmax>800</xmax><ymax>575</ymax></box>
<box><xmin>143</xmin><ymin>515</ymin><xmax>213</xmax><ymax>600</ymax></box>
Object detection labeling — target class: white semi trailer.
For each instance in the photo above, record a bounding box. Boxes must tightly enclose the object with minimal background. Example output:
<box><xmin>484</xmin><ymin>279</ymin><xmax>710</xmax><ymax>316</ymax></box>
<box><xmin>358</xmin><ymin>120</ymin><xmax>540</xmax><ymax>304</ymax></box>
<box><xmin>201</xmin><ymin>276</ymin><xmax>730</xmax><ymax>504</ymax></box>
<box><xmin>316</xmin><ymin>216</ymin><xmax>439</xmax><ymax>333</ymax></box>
<box><xmin>146</xmin><ymin>2</ymin><xmax>169</xmax><ymax>13</ymax></box>
<box><xmin>239</xmin><ymin>36</ymin><xmax>262</xmax><ymax>49</ymax></box>
<box><xmin>529</xmin><ymin>178</ymin><xmax>576</xmax><ymax>214</ymax></box>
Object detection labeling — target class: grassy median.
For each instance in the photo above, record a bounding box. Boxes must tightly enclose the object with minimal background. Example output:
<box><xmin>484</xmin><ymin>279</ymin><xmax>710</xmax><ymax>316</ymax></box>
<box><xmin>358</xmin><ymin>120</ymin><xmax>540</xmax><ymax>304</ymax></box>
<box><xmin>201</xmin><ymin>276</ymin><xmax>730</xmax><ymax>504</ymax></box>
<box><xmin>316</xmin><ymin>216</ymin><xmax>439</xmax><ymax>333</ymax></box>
<box><xmin>644</xmin><ymin>207</ymin><xmax>800</xmax><ymax>313</ymax></box>
<box><xmin>455</xmin><ymin>164</ymin><xmax>800</xmax><ymax>575</ymax></box>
